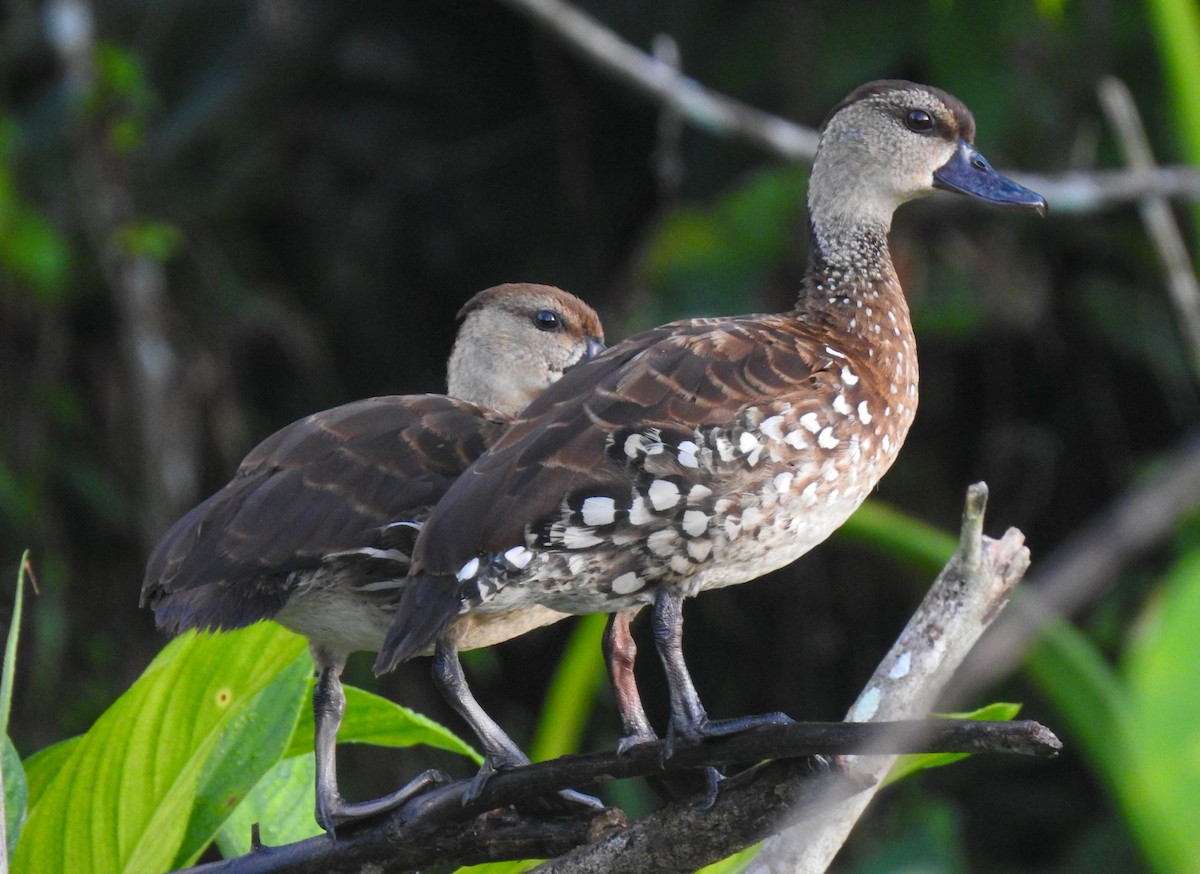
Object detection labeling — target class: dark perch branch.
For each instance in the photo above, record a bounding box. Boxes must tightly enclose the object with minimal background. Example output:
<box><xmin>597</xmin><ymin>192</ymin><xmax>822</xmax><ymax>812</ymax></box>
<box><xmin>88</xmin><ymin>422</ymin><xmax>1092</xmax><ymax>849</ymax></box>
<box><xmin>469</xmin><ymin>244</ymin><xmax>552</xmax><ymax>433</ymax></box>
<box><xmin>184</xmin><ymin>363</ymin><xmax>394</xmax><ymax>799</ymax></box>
<box><xmin>179</xmin><ymin>717</ymin><xmax>1056</xmax><ymax>874</ymax></box>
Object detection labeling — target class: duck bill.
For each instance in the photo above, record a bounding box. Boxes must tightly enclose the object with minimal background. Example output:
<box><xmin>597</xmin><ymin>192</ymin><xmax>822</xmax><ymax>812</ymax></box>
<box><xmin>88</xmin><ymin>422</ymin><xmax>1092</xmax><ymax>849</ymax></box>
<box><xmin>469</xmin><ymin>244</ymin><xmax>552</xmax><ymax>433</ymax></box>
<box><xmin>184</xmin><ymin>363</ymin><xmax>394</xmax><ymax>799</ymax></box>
<box><xmin>933</xmin><ymin>141</ymin><xmax>1047</xmax><ymax>215</ymax></box>
<box><xmin>584</xmin><ymin>337</ymin><xmax>606</xmax><ymax>360</ymax></box>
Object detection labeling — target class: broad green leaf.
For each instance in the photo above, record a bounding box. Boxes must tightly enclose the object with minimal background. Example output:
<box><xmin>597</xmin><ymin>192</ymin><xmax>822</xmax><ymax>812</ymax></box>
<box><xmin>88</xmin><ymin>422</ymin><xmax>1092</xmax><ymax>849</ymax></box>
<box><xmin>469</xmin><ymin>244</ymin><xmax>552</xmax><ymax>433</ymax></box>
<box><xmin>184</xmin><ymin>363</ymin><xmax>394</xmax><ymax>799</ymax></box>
<box><xmin>4</xmin><ymin>734</ymin><xmax>26</xmax><ymax>859</ymax></box>
<box><xmin>453</xmin><ymin>860</ymin><xmax>544</xmax><ymax>874</ymax></box>
<box><xmin>175</xmin><ymin>651</ymin><xmax>311</xmax><ymax>867</ymax></box>
<box><xmin>22</xmin><ymin>736</ymin><xmax>81</xmax><ymax>809</ymax></box>
<box><xmin>696</xmin><ymin>843</ymin><xmax>763</xmax><ymax>874</ymax></box>
<box><xmin>1122</xmin><ymin>549</ymin><xmax>1200</xmax><ymax>872</ymax></box>
<box><xmin>1024</xmin><ymin>616</ymin><xmax>1135</xmax><ymax>796</ymax></box>
<box><xmin>883</xmin><ymin>702</ymin><xmax>1022</xmax><ymax>787</ymax></box>
<box><xmin>217</xmin><ymin>754</ymin><xmax>321</xmax><ymax>858</ymax></box>
<box><xmin>285</xmin><ymin>682</ymin><xmax>479</xmax><ymax>763</ymax></box>
<box><xmin>13</xmin><ymin>625</ymin><xmax>307</xmax><ymax>874</ymax></box>
<box><xmin>530</xmin><ymin>613</ymin><xmax>608</xmax><ymax>762</ymax></box>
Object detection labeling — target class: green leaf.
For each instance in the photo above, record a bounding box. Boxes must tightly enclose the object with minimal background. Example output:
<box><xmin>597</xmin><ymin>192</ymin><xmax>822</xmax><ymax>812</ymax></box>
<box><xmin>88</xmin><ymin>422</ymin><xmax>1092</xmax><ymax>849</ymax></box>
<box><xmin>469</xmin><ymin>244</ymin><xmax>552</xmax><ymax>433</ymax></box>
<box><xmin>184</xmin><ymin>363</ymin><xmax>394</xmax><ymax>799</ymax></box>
<box><xmin>175</xmin><ymin>651</ymin><xmax>311</xmax><ymax>867</ymax></box>
<box><xmin>12</xmin><ymin>625</ymin><xmax>307</xmax><ymax>874</ymax></box>
<box><xmin>4</xmin><ymin>734</ymin><xmax>27</xmax><ymax>860</ymax></box>
<box><xmin>530</xmin><ymin>613</ymin><xmax>608</xmax><ymax>762</ymax></box>
<box><xmin>216</xmin><ymin>754</ymin><xmax>321</xmax><ymax>857</ymax></box>
<box><xmin>452</xmin><ymin>861</ymin><xmax>545</xmax><ymax>874</ymax></box>
<box><xmin>21</xmin><ymin>737</ymin><xmax>81</xmax><ymax>810</ymax></box>
<box><xmin>695</xmin><ymin>843</ymin><xmax>764</xmax><ymax>874</ymax></box>
<box><xmin>1122</xmin><ymin>549</ymin><xmax>1200</xmax><ymax>872</ymax></box>
<box><xmin>285</xmin><ymin>682</ymin><xmax>479</xmax><ymax>763</ymax></box>
<box><xmin>883</xmin><ymin>702</ymin><xmax>1022</xmax><ymax>787</ymax></box>
<box><xmin>2</xmin><ymin>550</ymin><xmax>31</xmax><ymax>858</ymax></box>
<box><xmin>1024</xmin><ymin>616</ymin><xmax>1135</xmax><ymax>796</ymax></box>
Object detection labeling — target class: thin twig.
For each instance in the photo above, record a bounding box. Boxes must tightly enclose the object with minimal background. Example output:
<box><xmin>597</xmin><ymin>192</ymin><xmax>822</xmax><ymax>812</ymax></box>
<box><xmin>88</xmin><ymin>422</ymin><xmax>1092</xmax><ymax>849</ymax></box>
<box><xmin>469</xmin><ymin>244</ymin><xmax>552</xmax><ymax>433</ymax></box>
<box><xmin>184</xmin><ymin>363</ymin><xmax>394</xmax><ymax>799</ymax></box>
<box><xmin>1097</xmin><ymin>76</ymin><xmax>1200</xmax><ymax>375</ymax></box>
<box><xmin>498</xmin><ymin>0</ymin><xmax>1200</xmax><ymax>212</ymax></box>
<box><xmin>747</xmin><ymin>483</ymin><xmax>1031</xmax><ymax>873</ymax></box>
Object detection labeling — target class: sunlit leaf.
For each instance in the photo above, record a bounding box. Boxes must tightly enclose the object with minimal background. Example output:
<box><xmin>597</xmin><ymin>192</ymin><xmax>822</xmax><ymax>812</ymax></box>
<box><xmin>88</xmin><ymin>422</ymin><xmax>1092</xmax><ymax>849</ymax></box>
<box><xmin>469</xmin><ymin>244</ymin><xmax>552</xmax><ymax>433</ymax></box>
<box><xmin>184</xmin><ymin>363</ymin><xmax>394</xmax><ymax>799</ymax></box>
<box><xmin>216</xmin><ymin>754</ymin><xmax>321</xmax><ymax>858</ymax></box>
<box><xmin>530</xmin><ymin>613</ymin><xmax>608</xmax><ymax>762</ymax></box>
<box><xmin>285</xmin><ymin>682</ymin><xmax>479</xmax><ymax>763</ymax></box>
<box><xmin>12</xmin><ymin>625</ymin><xmax>307</xmax><ymax>874</ymax></box>
<box><xmin>175</xmin><ymin>650</ymin><xmax>310</xmax><ymax>867</ymax></box>
<box><xmin>883</xmin><ymin>702</ymin><xmax>1022</xmax><ymax>787</ymax></box>
<box><xmin>1123</xmin><ymin>549</ymin><xmax>1200</xmax><ymax>872</ymax></box>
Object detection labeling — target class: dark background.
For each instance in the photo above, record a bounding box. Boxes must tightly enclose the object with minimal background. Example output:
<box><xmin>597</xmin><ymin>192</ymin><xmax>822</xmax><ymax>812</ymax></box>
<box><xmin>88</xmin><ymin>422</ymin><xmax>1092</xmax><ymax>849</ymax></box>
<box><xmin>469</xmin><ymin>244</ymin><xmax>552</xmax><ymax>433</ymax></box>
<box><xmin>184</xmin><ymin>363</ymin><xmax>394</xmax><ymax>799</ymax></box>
<box><xmin>2</xmin><ymin>0</ymin><xmax>1196</xmax><ymax>870</ymax></box>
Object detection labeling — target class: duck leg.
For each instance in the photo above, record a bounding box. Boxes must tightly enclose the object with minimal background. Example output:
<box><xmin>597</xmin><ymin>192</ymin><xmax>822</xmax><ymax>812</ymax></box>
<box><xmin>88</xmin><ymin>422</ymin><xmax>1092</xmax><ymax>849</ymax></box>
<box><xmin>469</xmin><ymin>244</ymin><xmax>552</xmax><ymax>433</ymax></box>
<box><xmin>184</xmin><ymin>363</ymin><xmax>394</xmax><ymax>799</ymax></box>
<box><xmin>432</xmin><ymin>639</ymin><xmax>603</xmax><ymax>808</ymax></box>
<box><xmin>603</xmin><ymin>609</ymin><xmax>656</xmax><ymax>753</ymax></box>
<box><xmin>652</xmin><ymin>588</ymin><xmax>793</xmax><ymax>754</ymax></box>
<box><xmin>312</xmin><ymin>649</ymin><xmax>446</xmax><ymax>834</ymax></box>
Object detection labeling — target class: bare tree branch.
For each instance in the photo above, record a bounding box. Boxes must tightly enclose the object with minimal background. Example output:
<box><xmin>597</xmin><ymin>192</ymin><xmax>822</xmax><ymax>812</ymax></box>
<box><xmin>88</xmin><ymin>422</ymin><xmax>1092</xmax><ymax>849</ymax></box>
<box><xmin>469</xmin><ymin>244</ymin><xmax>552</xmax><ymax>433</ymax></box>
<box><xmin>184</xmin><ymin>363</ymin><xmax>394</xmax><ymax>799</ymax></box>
<box><xmin>747</xmin><ymin>483</ymin><xmax>1031</xmax><ymax>873</ymax></box>
<box><xmin>498</xmin><ymin>0</ymin><xmax>1200</xmax><ymax>213</ymax></box>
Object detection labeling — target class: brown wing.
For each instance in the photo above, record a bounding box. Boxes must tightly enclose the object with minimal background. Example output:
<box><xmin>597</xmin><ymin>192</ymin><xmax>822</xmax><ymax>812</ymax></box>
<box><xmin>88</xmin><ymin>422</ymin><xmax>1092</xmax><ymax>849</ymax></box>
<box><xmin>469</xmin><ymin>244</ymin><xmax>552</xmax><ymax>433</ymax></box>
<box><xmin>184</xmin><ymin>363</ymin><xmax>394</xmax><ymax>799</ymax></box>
<box><xmin>142</xmin><ymin>395</ymin><xmax>509</xmax><ymax>631</ymax></box>
<box><xmin>381</xmin><ymin>313</ymin><xmax>849</xmax><ymax>667</ymax></box>
<box><xmin>411</xmin><ymin>313</ymin><xmax>833</xmax><ymax>577</ymax></box>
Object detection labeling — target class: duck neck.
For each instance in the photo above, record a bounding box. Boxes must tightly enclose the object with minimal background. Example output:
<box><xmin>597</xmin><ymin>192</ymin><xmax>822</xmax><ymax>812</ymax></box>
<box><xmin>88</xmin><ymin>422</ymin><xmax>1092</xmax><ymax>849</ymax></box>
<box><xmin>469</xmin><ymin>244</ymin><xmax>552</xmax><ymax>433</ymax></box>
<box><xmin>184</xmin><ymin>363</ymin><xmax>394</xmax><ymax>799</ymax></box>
<box><xmin>796</xmin><ymin>217</ymin><xmax>914</xmax><ymax>359</ymax></box>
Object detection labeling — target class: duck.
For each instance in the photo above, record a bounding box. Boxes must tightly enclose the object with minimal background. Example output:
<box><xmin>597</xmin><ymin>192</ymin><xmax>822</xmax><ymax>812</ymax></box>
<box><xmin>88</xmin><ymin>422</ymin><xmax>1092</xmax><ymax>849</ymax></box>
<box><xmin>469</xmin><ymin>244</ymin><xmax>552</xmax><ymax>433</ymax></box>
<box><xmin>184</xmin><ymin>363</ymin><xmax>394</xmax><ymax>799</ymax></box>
<box><xmin>141</xmin><ymin>282</ymin><xmax>606</xmax><ymax>832</ymax></box>
<box><xmin>376</xmin><ymin>82</ymin><xmax>1046</xmax><ymax>782</ymax></box>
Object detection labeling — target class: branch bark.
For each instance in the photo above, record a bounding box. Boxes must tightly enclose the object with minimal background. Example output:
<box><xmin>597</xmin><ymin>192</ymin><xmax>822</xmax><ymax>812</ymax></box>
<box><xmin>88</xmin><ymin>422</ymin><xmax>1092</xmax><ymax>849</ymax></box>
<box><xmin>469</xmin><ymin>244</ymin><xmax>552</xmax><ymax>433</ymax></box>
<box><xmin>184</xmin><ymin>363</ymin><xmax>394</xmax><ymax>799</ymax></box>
<box><xmin>498</xmin><ymin>0</ymin><xmax>1200</xmax><ymax>212</ymax></box>
<box><xmin>746</xmin><ymin>483</ymin><xmax>1031</xmax><ymax>873</ymax></box>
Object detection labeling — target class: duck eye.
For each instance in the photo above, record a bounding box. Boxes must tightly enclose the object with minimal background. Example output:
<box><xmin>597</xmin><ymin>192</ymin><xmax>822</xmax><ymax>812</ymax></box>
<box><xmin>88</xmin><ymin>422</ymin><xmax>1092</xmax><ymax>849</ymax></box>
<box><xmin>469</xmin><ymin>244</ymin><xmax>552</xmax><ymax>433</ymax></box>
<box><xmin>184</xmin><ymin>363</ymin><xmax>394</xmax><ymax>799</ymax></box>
<box><xmin>905</xmin><ymin>109</ymin><xmax>934</xmax><ymax>133</ymax></box>
<box><xmin>534</xmin><ymin>310</ymin><xmax>562</xmax><ymax>331</ymax></box>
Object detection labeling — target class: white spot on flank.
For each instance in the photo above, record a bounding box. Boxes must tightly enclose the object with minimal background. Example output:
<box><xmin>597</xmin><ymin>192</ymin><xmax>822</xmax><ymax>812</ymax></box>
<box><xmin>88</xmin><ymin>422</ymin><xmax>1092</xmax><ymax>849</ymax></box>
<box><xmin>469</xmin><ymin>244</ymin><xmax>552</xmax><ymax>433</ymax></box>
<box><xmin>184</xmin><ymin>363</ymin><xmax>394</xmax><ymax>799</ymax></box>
<box><xmin>742</xmin><ymin>507</ymin><xmax>763</xmax><ymax>529</ymax></box>
<box><xmin>785</xmin><ymin>430</ymin><xmax>807</xmax><ymax>449</ymax></box>
<box><xmin>688</xmin><ymin>483</ymin><xmax>713</xmax><ymax>503</ymax></box>
<box><xmin>457</xmin><ymin>557</ymin><xmax>480</xmax><ymax>582</ymax></box>
<box><xmin>824</xmin><ymin>346</ymin><xmax>846</xmax><ymax>359</ymax></box>
<box><xmin>799</xmin><ymin>413</ymin><xmax>822</xmax><ymax>434</ymax></box>
<box><xmin>800</xmin><ymin>482</ymin><xmax>819</xmax><ymax>507</ymax></box>
<box><xmin>682</xmin><ymin>510</ymin><xmax>710</xmax><ymax>537</ymax></box>
<box><xmin>817</xmin><ymin>427</ymin><xmax>839</xmax><ymax>450</ymax></box>
<box><xmin>581</xmin><ymin>496</ymin><xmax>616</xmax><ymax>527</ymax></box>
<box><xmin>648</xmin><ymin>529</ymin><xmax>678</xmax><ymax>557</ymax></box>
<box><xmin>832</xmin><ymin>394</ymin><xmax>852</xmax><ymax>416</ymax></box>
<box><xmin>760</xmin><ymin>416</ymin><xmax>786</xmax><ymax>442</ymax></box>
<box><xmin>612</xmin><ymin>571</ymin><xmax>644</xmax><ymax>595</ymax></box>
<box><xmin>624</xmin><ymin>433</ymin><xmax>645</xmax><ymax>458</ymax></box>
<box><xmin>773</xmin><ymin>472</ymin><xmax>794</xmax><ymax>494</ymax></box>
<box><xmin>677</xmin><ymin>440</ymin><xmax>700</xmax><ymax>468</ymax></box>
<box><xmin>568</xmin><ymin>554</ymin><xmax>587</xmax><ymax>575</ymax></box>
<box><xmin>882</xmin><ymin>434</ymin><xmax>892</xmax><ymax>453</ymax></box>
<box><xmin>629</xmin><ymin>495</ymin><xmax>653</xmax><ymax>525</ymax></box>
<box><xmin>888</xmin><ymin>651</ymin><xmax>911</xmax><ymax>679</ymax></box>
<box><xmin>562</xmin><ymin>527</ymin><xmax>603</xmax><ymax>549</ymax></box>
<box><xmin>858</xmin><ymin>401</ymin><xmax>872</xmax><ymax>424</ymax></box>
<box><xmin>648</xmin><ymin>479</ymin><xmax>681</xmax><ymax>511</ymax></box>
<box><xmin>841</xmin><ymin>366</ymin><xmax>859</xmax><ymax>386</ymax></box>
<box><xmin>687</xmin><ymin>539</ymin><xmax>712</xmax><ymax>562</ymax></box>
<box><xmin>503</xmin><ymin>546</ymin><xmax>533</xmax><ymax>570</ymax></box>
